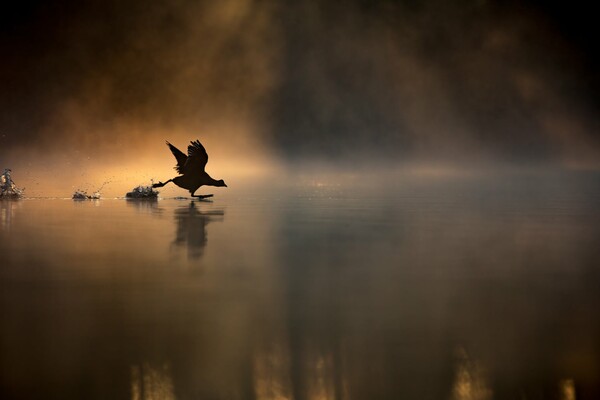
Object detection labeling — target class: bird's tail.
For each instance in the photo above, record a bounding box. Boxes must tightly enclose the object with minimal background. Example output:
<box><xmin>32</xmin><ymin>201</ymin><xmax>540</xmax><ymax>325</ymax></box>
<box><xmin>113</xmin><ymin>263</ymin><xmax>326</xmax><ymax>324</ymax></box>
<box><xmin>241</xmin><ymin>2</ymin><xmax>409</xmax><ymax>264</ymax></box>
<box><xmin>152</xmin><ymin>179</ymin><xmax>172</xmax><ymax>188</ymax></box>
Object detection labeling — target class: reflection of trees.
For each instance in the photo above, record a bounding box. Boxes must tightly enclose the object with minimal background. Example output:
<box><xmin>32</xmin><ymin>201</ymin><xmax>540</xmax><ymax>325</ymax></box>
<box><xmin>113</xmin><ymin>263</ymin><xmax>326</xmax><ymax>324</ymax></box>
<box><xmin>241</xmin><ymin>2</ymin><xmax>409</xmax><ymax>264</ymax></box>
<box><xmin>258</xmin><ymin>190</ymin><xmax>600</xmax><ymax>400</ymax></box>
<box><xmin>173</xmin><ymin>201</ymin><xmax>224</xmax><ymax>260</ymax></box>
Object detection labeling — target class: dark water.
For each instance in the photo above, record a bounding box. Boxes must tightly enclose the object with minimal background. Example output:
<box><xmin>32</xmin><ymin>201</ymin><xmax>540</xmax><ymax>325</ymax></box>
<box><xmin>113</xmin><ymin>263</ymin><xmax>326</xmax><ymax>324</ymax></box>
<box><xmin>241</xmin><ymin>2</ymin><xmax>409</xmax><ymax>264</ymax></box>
<box><xmin>1</xmin><ymin>175</ymin><xmax>599</xmax><ymax>399</ymax></box>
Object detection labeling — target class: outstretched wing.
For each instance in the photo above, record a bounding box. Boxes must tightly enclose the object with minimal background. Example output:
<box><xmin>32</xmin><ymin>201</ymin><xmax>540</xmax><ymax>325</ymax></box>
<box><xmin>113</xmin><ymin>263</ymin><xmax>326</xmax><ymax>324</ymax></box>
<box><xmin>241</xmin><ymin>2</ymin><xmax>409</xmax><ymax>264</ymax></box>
<box><xmin>166</xmin><ymin>141</ymin><xmax>188</xmax><ymax>174</ymax></box>
<box><xmin>182</xmin><ymin>139</ymin><xmax>209</xmax><ymax>174</ymax></box>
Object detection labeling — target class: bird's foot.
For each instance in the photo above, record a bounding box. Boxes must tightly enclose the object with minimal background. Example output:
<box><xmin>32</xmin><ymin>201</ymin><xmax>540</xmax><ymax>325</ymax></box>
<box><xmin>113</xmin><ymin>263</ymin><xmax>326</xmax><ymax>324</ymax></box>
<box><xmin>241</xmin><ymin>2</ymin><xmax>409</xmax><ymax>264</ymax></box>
<box><xmin>192</xmin><ymin>194</ymin><xmax>213</xmax><ymax>199</ymax></box>
<box><xmin>152</xmin><ymin>182</ymin><xmax>164</xmax><ymax>188</ymax></box>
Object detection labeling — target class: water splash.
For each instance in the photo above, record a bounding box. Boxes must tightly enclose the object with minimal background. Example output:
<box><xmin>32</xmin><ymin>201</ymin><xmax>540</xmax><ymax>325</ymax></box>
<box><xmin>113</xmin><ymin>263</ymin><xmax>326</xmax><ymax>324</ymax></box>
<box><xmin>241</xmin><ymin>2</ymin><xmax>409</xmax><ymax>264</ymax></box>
<box><xmin>125</xmin><ymin>185</ymin><xmax>159</xmax><ymax>199</ymax></box>
<box><xmin>72</xmin><ymin>180</ymin><xmax>110</xmax><ymax>200</ymax></box>
<box><xmin>0</xmin><ymin>168</ymin><xmax>24</xmax><ymax>199</ymax></box>
<box><xmin>72</xmin><ymin>189</ymin><xmax>101</xmax><ymax>200</ymax></box>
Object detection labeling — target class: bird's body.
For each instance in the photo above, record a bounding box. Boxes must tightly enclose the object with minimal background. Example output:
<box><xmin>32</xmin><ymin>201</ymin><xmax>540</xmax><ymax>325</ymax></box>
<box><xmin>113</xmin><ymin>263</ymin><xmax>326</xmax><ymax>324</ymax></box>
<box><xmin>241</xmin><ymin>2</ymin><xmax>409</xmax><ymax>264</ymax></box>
<box><xmin>153</xmin><ymin>140</ymin><xmax>227</xmax><ymax>198</ymax></box>
<box><xmin>171</xmin><ymin>171</ymin><xmax>218</xmax><ymax>194</ymax></box>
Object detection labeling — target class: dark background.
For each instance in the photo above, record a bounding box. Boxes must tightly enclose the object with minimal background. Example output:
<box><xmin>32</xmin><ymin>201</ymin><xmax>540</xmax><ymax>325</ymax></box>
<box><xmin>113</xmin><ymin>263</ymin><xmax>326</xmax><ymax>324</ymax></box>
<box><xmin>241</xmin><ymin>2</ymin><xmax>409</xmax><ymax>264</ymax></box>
<box><xmin>1</xmin><ymin>0</ymin><xmax>598</xmax><ymax>167</ymax></box>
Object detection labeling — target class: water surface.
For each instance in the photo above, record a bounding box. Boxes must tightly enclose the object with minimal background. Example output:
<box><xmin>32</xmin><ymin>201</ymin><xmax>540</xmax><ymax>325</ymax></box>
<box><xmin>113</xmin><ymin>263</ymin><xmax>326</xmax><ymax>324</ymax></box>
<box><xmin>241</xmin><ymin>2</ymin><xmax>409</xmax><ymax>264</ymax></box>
<box><xmin>1</xmin><ymin>175</ymin><xmax>599</xmax><ymax>399</ymax></box>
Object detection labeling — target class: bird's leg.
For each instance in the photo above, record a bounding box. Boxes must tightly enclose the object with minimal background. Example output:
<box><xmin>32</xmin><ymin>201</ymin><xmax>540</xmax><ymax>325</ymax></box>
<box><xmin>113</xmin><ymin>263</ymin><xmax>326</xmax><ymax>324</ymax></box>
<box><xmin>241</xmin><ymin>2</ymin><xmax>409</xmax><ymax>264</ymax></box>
<box><xmin>152</xmin><ymin>179</ymin><xmax>172</xmax><ymax>188</ymax></box>
<box><xmin>190</xmin><ymin>189</ymin><xmax>213</xmax><ymax>199</ymax></box>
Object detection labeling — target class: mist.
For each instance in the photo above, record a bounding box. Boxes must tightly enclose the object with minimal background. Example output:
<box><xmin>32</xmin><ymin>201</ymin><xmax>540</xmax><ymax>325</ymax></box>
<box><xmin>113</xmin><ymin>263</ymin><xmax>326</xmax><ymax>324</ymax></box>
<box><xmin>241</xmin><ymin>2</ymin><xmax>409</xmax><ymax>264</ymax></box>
<box><xmin>2</xmin><ymin>3</ymin><xmax>600</xmax><ymax>397</ymax></box>
<box><xmin>1</xmin><ymin>0</ymin><xmax>598</xmax><ymax>196</ymax></box>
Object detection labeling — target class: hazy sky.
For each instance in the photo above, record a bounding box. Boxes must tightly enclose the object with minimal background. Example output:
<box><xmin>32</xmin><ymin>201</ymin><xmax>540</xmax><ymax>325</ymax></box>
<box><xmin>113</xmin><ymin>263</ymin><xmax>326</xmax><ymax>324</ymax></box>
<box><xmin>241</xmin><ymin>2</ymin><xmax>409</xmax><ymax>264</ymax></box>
<box><xmin>1</xmin><ymin>0</ymin><xmax>598</xmax><ymax>195</ymax></box>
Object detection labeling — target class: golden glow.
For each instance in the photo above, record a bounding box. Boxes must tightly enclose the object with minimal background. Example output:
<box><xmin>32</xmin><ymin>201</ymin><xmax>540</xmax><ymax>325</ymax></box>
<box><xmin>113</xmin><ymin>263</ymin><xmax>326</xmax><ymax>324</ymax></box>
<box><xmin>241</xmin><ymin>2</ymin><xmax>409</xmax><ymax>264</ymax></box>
<box><xmin>253</xmin><ymin>344</ymin><xmax>292</xmax><ymax>400</ymax></box>
<box><xmin>252</xmin><ymin>349</ymin><xmax>343</xmax><ymax>400</ymax></box>
<box><xmin>559</xmin><ymin>379</ymin><xmax>576</xmax><ymax>400</ymax></box>
<box><xmin>131</xmin><ymin>363</ymin><xmax>175</xmax><ymax>400</ymax></box>
<box><xmin>307</xmin><ymin>355</ymin><xmax>336</xmax><ymax>400</ymax></box>
<box><xmin>4</xmin><ymin>121</ymin><xmax>282</xmax><ymax>198</ymax></box>
<box><xmin>451</xmin><ymin>348</ymin><xmax>492</xmax><ymax>400</ymax></box>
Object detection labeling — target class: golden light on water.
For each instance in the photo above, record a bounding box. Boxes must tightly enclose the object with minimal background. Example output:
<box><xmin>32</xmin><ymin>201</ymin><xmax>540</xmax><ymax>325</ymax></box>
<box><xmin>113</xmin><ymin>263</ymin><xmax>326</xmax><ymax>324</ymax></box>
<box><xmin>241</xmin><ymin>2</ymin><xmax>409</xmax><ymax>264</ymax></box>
<box><xmin>451</xmin><ymin>349</ymin><xmax>492</xmax><ymax>400</ymax></box>
<box><xmin>253</xmin><ymin>345</ymin><xmax>293</xmax><ymax>400</ymax></box>
<box><xmin>131</xmin><ymin>363</ymin><xmax>175</xmax><ymax>400</ymax></box>
<box><xmin>560</xmin><ymin>379</ymin><xmax>576</xmax><ymax>400</ymax></box>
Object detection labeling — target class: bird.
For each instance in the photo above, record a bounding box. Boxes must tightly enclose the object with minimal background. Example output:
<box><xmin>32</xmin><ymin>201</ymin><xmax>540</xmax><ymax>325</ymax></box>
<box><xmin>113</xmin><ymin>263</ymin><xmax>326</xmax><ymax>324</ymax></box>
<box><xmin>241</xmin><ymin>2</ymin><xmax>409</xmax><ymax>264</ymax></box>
<box><xmin>152</xmin><ymin>139</ymin><xmax>227</xmax><ymax>198</ymax></box>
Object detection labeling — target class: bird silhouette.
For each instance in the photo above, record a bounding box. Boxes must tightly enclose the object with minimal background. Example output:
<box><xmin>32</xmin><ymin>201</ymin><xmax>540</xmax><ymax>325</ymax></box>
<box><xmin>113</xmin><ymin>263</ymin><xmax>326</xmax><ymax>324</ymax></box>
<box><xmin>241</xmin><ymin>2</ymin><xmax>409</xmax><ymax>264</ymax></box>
<box><xmin>152</xmin><ymin>140</ymin><xmax>227</xmax><ymax>198</ymax></box>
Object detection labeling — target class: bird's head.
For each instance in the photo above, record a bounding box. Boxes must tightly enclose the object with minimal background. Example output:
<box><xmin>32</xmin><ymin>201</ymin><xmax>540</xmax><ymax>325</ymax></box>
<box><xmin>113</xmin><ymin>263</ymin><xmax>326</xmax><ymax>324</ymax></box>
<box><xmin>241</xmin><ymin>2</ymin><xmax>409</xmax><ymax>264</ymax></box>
<box><xmin>216</xmin><ymin>179</ymin><xmax>227</xmax><ymax>187</ymax></box>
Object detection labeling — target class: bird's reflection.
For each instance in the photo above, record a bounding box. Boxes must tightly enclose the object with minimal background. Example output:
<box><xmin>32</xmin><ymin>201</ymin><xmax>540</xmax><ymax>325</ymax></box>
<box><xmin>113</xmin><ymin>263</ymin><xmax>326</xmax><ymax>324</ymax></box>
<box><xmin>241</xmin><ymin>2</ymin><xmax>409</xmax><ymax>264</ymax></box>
<box><xmin>173</xmin><ymin>201</ymin><xmax>224</xmax><ymax>260</ymax></box>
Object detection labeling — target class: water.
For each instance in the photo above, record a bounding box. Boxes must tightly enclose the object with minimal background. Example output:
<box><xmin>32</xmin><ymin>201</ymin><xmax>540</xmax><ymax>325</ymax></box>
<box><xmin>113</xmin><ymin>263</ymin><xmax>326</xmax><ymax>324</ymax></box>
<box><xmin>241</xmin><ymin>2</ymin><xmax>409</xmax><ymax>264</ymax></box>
<box><xmin>1</xmin><ymin>175</ymin><xmax>599</xmax><ymax>399</ymax></box>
